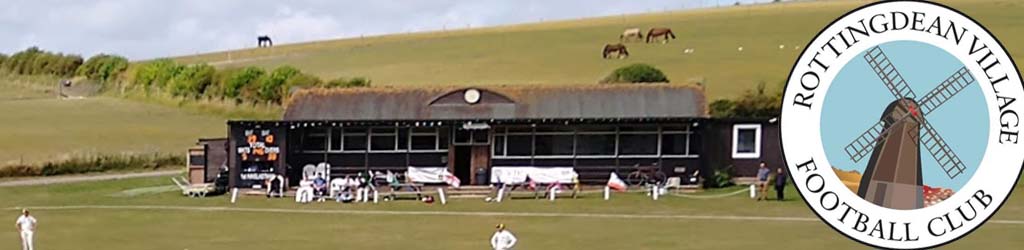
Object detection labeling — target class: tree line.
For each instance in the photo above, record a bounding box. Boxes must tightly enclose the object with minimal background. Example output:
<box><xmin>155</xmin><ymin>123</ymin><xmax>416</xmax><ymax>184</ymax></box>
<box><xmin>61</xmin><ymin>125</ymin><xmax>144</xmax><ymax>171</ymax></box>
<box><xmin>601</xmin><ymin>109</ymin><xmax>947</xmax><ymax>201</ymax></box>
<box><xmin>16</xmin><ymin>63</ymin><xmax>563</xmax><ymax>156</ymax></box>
<box><xmin>0</xmin><ymin>47</ymin><xmax>370</xmax><ymax>104</ymax></box>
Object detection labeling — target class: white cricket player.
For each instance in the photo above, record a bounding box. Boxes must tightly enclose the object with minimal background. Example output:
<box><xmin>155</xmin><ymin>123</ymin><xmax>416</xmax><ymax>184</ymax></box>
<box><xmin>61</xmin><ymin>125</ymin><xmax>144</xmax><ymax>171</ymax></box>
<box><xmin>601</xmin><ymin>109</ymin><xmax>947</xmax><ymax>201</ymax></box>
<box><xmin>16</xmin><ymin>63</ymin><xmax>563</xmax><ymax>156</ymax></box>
<box><xmin>490</xmin><ymin>224</ymin><xmax>517</xmax><ymax>250</ymax></box>
<box><xmin>15</xmin><ymin>209</ymin><xmax>36</xmax><ymax>250</ymax></box>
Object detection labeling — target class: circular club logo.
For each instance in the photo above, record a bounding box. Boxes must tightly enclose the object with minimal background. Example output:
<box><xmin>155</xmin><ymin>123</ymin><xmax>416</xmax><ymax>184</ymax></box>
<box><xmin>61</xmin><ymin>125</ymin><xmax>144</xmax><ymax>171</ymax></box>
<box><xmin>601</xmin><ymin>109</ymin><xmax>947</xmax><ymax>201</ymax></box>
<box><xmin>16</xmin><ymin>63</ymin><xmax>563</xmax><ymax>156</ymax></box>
<box><xmin>781</xmin><ymin>1</ymin><xmax>1023</xmax><ymax>249</ymax></box>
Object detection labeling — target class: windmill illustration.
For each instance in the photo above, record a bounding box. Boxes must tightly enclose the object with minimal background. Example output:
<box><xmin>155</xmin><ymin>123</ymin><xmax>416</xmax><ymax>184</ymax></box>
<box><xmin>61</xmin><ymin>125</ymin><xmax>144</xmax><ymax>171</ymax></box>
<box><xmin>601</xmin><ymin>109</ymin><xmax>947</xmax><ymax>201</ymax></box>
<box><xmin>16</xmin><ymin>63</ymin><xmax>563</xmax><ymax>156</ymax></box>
<box><xmin>843</xmin><ymin>46</ymin><xmax>976</xmax><ymax>209</ymax></box>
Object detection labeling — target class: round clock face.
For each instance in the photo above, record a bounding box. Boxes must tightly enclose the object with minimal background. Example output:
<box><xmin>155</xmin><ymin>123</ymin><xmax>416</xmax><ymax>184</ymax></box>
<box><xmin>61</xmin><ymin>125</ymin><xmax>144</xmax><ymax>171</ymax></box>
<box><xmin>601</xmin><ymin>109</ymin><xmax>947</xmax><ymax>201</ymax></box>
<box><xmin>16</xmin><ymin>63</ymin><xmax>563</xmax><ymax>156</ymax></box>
<box><xmin>464</xmin><ymin>89</ymin><xmax>481</xmax><ymax>104</ymax></box>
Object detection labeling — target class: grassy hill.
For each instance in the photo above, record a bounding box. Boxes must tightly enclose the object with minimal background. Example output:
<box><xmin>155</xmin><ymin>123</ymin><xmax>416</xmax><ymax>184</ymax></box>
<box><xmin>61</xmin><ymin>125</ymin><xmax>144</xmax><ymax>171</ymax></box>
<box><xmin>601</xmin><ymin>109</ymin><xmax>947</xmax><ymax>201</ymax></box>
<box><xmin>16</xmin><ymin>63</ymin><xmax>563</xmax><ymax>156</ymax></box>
<box><xmin>0</xmin><ymin>75</ymin><xmax>226</xmax><ymax>164</ymax></box>
<box><xmin>171</xmin><ymin>0</ymin><xmax>1024</xmax><ymax>100</ymax></box>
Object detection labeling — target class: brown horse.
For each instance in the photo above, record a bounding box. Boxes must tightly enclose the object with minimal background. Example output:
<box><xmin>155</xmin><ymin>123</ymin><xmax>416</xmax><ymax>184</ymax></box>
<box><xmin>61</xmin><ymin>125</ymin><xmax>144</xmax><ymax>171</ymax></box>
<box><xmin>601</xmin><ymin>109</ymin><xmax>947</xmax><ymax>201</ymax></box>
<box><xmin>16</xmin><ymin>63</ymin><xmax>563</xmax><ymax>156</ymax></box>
<box><xmin>646</xmin><ymin>28</ymin><xmax>676</xmax><ymax>43</ymax></box>
<box><xmin>602</xmin><ymin>43</ymin><xmax>629</xmax><ymax>59</ymax></box>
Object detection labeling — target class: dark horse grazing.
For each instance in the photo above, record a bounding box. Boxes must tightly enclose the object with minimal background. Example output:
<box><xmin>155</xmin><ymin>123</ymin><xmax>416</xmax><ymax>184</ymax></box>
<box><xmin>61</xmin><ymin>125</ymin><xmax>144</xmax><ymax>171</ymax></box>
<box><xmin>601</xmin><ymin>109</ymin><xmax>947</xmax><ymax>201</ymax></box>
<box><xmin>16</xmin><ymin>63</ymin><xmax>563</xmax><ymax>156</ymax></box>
<box><xmin>257</xmin><ymin>35</ymin><xmax>273</xmax><ymax>47</ymax></box>
<box><xmin>602</xmin><ymin>43</ymin><xmax>629</xmax><ymax>59</ymax></box>
<box><xmin>646</xmin><ymin>28</ymin><xmax>676</xmax><ymax>43</ymax></box>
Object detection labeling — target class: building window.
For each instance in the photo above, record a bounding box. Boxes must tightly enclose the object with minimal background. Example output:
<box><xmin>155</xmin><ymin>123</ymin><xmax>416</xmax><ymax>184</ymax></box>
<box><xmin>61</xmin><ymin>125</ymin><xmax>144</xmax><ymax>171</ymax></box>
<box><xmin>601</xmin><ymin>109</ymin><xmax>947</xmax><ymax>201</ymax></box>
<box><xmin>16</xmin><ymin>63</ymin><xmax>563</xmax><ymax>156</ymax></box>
<box><xmin>661</xmin><ymin>125</ymin><xmax>697</xmax><ymax>157</ymax></box>
<box><xmin>410</xmin><ymin>127</ymin><xmax>445</xmax><ymax>151</ymax></box>
<box><xmin>302</xmin><ymin>129</ymin><xmax>327</xmax><ymax>151</ymax></box>
<box><xmin>576</xmin><ymin>134</ymin><xmax>616</xmax><ymax>156</ymax></box>
<box><xmin>506</xmin><ymin>134</ymin><xmax>533</xmax><ymax>156</ymax></box>
<box><xmin>732</xmin><ymin>124</ymin><xmax>762</xmax><ymax>159</ymax></box>
<box><xmin>397</xmin><ymin>128</ymin><xmax>409</xmax><ymax>150</ymax></box>
<box><xmin>661</xmin><ymin>134</ymin><xmax>688</xmax><ymax>155</ymax></box>
<box><xmin>343</xmin><ymin>128</ymin><xmax>368</xmax><ymax>152</ymax></box>
<box><xmin>618</xmin><ymin>134</ymin><xmax>658</xmax><ymax>155</ymax></box>
<box><xmin>535</xmin><ymin>134</ymin><xmax>574</xmax><ymax>156</ymax></box>
<box><xmin>329</xmin><ymin>128</ymin><xmax>342</xmax><ymax>151</ymax></box>
<box><xmin>370</xmin><ymin>128</ymin><xmax>397</xmax><ymax>151</ymax></box>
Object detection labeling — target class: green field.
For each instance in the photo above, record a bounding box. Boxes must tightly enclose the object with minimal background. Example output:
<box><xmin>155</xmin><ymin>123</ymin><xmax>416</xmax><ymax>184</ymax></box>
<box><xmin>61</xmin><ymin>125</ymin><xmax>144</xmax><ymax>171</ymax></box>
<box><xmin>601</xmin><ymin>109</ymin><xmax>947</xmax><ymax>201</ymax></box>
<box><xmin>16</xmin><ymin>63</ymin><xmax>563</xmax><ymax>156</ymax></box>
<box><xmin>172</xmin><ymin>0</ymin><xmax>1024</xmax><ymax>100</ymax></box>
<box><xmin>1</xmin><ymin>176</ymin><xmax>1022</xmax><ymax>249</ymax></box>
<box><xmin>0</xmin><ymin>80</ymin><xmax>225</xmax><ymax>164</ymax></box>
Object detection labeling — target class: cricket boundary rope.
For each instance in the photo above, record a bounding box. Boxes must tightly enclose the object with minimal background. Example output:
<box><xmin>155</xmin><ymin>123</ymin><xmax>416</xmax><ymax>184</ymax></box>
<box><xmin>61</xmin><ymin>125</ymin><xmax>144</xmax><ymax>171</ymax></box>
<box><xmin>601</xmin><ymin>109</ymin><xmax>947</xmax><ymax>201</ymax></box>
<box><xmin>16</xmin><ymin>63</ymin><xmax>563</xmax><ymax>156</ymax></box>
<box><xmin>7</xmin><ymin>205</ymin><xmax>1024</xmax><ymax>225</ymax></box>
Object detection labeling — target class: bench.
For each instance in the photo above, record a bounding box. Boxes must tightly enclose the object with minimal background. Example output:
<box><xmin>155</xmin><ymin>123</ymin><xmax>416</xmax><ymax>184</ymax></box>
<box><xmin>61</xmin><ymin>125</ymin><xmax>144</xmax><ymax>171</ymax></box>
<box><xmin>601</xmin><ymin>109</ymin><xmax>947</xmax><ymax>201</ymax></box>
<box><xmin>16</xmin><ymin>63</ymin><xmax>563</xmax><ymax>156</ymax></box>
<box><xmin>387</xmin><ymin>183</ymin><xmax>424</xmax><ymax>200</ymax></box>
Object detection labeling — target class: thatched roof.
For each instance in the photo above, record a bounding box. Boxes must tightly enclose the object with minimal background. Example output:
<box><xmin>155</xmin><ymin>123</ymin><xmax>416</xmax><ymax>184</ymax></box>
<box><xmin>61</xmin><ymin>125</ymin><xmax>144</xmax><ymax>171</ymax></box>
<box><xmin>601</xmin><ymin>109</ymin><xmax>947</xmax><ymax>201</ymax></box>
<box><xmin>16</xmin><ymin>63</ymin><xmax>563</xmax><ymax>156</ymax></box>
<box><xmin>283</xmin><ymin>84</ymin><xmax>707</xmax><ymax>121</ymax></box>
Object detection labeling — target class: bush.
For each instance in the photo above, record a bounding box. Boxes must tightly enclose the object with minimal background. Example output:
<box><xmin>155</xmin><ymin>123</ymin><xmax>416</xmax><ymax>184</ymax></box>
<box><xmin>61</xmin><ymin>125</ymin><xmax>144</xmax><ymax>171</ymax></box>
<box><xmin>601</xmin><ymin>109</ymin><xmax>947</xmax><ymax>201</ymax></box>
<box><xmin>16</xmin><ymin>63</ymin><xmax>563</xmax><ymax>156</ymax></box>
<box><xmin>710</xmin><ymin>165</ymin><xmax>735</xmax><ymax>188</ymax></box>
<box><xmin>0</xmin><ymin>47</ymin><xmax>83</xmax><ymax>76</ymax></box>
<box><xmin>710</xmin><ymin>82</ymin><xmax>781</xmax><ymax>118</ymax></box>
<box><xmin>168</xmin><ymin>64</ymin><xmax>215</xmax><ymax>98</ymax></box>
<box><xmin>325</xmin><ymin>77</ymin><xmax>371</xmax><ymax>88</ymax></box>
<box><xmin>0</xmin><ymin>154</ymin><xmax>183</xmax><ymax>178</ymax></box>
<box><xmin>77</xmin><ymin>54</ymin><xmax>129</xmax><ymax>82</ymax></box>
<box><xmin>132</xmin><ymin>59</ymin><xmax>182</xmax><ymax>88</ymax></box>
<box><xmin>600</xmin><ymin>63</ymin><xmax>669</xmax><ymax>84</ymax></box>
<box><xmin>257</xmin><ymin>66</ymin><xmax>300</xmax><ymax>103</ymax></box>
<box><xmin>222</xmin><ymin>67</ymin><xmax>265</xmax><ymax>100</ymax></box>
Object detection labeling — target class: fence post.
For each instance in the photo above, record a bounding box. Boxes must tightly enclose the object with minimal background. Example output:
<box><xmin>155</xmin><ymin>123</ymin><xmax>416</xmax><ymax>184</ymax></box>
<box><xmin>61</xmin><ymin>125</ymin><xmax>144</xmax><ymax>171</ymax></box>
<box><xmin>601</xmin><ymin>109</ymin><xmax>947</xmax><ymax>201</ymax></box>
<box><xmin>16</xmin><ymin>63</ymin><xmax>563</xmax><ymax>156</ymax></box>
<box><xmin>749</xmin><ymin>184</ymin><xmax>757</xmax><ymax>199</ymax></box>
<box><xmin>652</xmin><ymin>185</ymin><xmax>660</xmax><ymax>201</ymax></box>
<box><xmin>603</xmin><ymin>186</ymin><xmax>610</xmax><ymax>201</ymax></box>
<box><xmin>549</xmin><ymin>186</ymin><xmax>558</xmax><ymax>202</ymax></box>
<box><xmin>438</xmin><ymin>188</ymin><xmax>447</xmax><ymax>205</ymax></box>
<box><xmin>230</xmin><ymin>188</ymin><xmax>239</xmax><ymax>204</ymax></box>
<box><xmin>373</xmin><ymin>190</ymin><xmax>379</xmax><ymax>204</ymax></box>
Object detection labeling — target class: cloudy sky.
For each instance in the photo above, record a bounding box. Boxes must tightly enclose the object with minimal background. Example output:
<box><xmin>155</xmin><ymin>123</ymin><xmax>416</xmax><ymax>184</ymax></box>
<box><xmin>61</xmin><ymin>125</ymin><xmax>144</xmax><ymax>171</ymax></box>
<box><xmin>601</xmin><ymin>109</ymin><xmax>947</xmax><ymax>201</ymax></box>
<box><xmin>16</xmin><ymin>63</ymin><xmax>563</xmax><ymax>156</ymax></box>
<box><xmin>0</xmin><ymin>0</ymin><xmax>771</xmax><ymax>60</ymax></box>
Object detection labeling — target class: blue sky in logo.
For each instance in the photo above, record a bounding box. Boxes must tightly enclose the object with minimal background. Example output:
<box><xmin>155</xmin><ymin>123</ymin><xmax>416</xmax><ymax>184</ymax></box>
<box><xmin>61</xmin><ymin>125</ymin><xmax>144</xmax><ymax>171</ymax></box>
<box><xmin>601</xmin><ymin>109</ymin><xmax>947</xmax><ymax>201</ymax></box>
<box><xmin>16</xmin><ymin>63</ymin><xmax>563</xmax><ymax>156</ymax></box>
<box><xmin>820</xmin><ymin>41</ymin><xmax>987</xmax><ymax>191</ymax></box>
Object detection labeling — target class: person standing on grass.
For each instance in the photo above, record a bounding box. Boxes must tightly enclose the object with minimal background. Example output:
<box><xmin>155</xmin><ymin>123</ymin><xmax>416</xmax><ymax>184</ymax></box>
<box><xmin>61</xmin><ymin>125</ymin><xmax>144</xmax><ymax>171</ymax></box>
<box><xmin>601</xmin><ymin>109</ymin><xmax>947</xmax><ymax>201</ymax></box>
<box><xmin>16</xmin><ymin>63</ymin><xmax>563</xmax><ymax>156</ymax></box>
<box><xmin>490</xmin><ymin>224</ymin><xmax>517</xmax><ymax>250</ymax></box>
<box><xmin>15</xmin><ymin>209</ymin><xmax>36</xmax><ymax>250</ymax></box>
<box><xmin>756</xmin><ymin>161</ymin><xmax>771</xmax><ymax>201</ymax></box>
<box><xmin>775</xmin><ymin>167</ymin><xmax>787</xmax><ymax>201</ymax></box>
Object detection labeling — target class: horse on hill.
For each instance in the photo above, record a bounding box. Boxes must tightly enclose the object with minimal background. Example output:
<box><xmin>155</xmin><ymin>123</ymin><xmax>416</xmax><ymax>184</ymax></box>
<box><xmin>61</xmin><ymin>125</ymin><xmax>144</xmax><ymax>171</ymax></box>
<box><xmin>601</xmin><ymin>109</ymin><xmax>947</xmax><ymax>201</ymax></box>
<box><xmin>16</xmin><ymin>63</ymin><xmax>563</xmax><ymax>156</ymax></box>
<box><xmin>646</xmin><ymin>28</ymin><xmax>676</xmax><ymax>43</ymax></box>
<box><xmin>257</xmin><ymin>35</ymin><xmax>273</xmax><ymax>48</ymax></box>
<box><xmin>602</xmin><ymin>43</ymin><xmax>629</xmax><ymax>59</ymax></box>
<box><xmin>620</xmin><ymin>28</ymin><xmax>643</xmax><ymax>42</ymax></box>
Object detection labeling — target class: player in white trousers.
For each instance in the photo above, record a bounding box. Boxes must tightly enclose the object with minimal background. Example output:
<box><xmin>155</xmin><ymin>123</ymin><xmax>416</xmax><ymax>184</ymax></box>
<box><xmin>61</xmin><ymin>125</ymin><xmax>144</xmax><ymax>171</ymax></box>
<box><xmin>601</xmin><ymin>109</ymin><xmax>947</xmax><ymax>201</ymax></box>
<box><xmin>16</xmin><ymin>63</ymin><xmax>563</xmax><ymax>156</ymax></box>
<box><xmin>15</xmin><ymin>209</ymin><xmax>36</xmax><ymax>250</ymax></box>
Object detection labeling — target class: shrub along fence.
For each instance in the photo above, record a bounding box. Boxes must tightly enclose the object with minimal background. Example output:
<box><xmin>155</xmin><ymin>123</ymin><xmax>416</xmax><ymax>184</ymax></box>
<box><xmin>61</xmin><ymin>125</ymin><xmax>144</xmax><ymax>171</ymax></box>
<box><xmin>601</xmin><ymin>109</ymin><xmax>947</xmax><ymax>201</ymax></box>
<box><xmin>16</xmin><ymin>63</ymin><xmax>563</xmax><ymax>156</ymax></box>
<box><xmin>0</xmin><ymin>153</ymin><xmax>183</xmax><ymax>178</ymax></box>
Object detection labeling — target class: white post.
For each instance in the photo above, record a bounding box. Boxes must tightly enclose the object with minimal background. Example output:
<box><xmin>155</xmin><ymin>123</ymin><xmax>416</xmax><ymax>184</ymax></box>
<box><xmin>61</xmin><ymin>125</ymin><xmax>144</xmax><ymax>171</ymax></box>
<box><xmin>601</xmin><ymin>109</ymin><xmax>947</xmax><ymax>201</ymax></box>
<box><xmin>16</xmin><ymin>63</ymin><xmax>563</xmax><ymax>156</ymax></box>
<box><xmin>549</xmin><ymin>187</ymin><xmax>558</xmax><ymax>201</ymax></box>
<box><xmin>496</xmin><ymin>185</ymin><xmax>506</xmax><ymax>203</ymax></box>
<box><xmin>603</xmin><ymin>186</ymin><xmax>610</xmax><ymax>201</ymax></box>
<box><xmin>749</xmin><ymin>184</ymin><xmax>757</xmax><ymax>199</ymax></box>
<box><xmin>230</xmin><ymin>188</ymin><xmax>239</xmax><ymax>204</ymax></box>
<box><xmin>373</xmin><ymin>190</ymin><xmax>379</xmax><ymax>204</ymax></box>
<box><xmin>652</xmin><ymin>185</ymin><xmax>660</xmax><ymax>201</ymax></box>
<box><xmin>437</xmin><ymin>188</ymin><xmax>447</xmax><ymax>205</ymax></box>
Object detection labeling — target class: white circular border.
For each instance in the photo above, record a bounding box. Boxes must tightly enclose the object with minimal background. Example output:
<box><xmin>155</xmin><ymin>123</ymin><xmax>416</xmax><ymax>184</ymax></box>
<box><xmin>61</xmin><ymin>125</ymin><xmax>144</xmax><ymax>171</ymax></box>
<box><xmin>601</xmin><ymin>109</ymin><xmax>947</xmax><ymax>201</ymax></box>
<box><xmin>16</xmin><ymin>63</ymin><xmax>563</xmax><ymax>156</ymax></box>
<box><xmin>780</xmin><ymin>1</ymin><xmax>1024</xmax><ymax>249</ymax></box>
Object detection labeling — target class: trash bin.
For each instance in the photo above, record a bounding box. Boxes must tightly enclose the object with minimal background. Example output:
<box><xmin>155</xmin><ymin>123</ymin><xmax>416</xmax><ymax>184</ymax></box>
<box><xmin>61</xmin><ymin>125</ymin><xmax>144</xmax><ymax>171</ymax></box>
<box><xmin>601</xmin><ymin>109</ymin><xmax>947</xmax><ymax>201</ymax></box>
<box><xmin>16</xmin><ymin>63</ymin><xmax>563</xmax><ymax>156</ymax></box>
<box><xmin>475</xmin><ymin>168</ymin><xmax>488</xmax><ymax>185</ymax></box>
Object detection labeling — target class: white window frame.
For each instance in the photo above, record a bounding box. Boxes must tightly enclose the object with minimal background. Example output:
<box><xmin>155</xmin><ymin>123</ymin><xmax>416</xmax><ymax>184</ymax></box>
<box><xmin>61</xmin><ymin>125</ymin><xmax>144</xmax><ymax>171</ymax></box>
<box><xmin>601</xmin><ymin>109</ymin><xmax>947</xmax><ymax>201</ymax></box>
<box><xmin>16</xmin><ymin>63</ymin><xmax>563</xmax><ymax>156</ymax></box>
<box><xmin>731</xmin><ymin>124</ymin><xmax>762</xmax><ymax>159</ymax></box>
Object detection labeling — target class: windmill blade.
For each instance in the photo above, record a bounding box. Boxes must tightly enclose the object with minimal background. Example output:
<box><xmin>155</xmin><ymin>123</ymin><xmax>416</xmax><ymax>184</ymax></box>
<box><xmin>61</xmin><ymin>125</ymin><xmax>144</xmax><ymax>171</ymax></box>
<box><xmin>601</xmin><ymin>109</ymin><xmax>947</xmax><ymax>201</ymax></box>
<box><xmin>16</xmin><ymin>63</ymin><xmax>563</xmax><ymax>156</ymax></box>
<box><xmin>919</xmin><ymin>119</ymin><xmax>967</xmax><ymax>179</ymax></box>
<box><xmin>865</xmin><ymin>46</ymin><xmax>917</xmax><ymax>100</ymax></box>
<box><xmin>918</xmin><ymin>67</ymin><xmax>976</xmax><ymax>115</ymax></box>
<box><xmin>844</xmin><ymin>120</ymin><xmax>888</xmax><ymax>163</ymax></box>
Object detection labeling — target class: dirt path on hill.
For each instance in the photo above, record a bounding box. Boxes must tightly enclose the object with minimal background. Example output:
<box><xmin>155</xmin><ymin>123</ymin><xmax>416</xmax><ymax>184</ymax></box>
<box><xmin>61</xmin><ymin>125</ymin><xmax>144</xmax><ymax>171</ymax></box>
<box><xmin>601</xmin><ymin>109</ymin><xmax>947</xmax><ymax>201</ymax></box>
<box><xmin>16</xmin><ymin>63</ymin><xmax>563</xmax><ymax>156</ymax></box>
<box><xmin>0</xmin><ymin>170</ymin><xmax>180</xmax><ymax>187</ymax></box>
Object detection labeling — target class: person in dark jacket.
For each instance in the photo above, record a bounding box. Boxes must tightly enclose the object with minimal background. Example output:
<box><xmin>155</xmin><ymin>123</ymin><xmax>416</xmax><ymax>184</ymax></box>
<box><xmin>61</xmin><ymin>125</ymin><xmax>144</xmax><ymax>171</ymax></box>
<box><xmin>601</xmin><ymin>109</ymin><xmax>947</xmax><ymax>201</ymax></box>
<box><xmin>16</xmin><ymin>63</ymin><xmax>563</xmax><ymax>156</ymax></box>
<box><xmin>774</xmin><ymin>168</ymin><xmax>787</xmax><ymax>201</ymax></box>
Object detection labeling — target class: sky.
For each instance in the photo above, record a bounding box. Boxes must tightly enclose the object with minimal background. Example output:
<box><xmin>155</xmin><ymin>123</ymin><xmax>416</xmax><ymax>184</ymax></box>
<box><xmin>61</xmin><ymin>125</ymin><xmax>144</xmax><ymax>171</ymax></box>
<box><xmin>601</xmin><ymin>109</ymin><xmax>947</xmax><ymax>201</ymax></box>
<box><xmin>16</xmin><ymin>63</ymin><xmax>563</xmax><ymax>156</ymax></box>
<box><xmin>820</xmin><ymin>41</ymin><xmax>987</xmax><ymax>191</ymax></box>
<box><xmin>0</xmin><ymin>0</ymin><xmax>772</xmax><ymax>60</ymax></box>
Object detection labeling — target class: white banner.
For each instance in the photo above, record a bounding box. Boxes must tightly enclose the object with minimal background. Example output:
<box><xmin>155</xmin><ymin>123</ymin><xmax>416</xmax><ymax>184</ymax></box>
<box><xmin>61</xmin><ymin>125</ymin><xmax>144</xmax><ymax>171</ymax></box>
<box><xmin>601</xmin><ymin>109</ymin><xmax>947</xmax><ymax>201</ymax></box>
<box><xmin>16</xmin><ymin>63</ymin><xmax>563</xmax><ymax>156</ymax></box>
<box><xmin>407</xmin><ymin>166</ymin><xmax>449</xmax><ymax>183</ymax></box>
<box><xmin>490</xmin><ymin>167</ymin><xmax>577</xmax><ymax>184</ymax></box>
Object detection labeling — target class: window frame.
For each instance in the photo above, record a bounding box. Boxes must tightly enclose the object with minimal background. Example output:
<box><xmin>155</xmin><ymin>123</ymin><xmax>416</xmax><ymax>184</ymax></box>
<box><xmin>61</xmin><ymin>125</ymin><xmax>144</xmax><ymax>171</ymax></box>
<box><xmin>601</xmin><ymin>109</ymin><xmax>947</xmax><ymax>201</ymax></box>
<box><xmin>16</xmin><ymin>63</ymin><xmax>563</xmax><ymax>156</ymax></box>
<box><xmin>490</xmin><ymin>124</ymin><xmax>700</xmax><ymax>159</ymax></box>
<box><xmin>731</xmin><ymin>124</ymin><xmax>762</xmax><ymax>159</ymax></box>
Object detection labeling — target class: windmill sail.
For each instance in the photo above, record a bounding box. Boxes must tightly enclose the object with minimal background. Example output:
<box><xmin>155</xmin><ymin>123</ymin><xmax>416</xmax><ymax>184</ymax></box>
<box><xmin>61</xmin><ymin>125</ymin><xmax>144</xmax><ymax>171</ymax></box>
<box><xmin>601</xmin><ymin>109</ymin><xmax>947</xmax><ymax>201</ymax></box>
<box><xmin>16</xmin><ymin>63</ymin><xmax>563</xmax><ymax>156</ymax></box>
<box><xmin>919</xmin><ymin>120</ymin><xmax>966</xmax><ymax>179</ymax></box>
<box><xmin>865</xmin><ymin>47</ymin><xmax>917</xmax><ymax>100</ymax></box>
<box><xmin>844</xmin><ymin>120</ymin><xmax>888</xmax><ymax>162</ymax></box>
<box><xmin>918</xmin><ymin>67</ymin><xmax>976</xmax><ymax>115</ymax></box>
